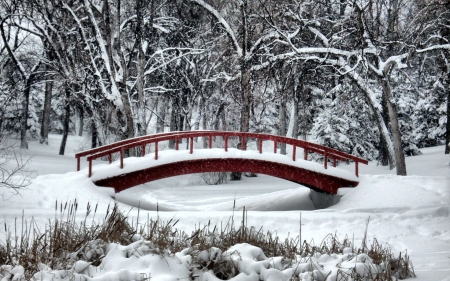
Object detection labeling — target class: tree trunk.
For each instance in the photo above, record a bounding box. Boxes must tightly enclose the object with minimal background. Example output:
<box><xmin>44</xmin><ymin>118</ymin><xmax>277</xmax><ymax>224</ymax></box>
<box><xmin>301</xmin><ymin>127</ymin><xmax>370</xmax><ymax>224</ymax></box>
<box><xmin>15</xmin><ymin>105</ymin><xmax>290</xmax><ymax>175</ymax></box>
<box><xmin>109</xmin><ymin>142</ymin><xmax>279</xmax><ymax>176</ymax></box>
<box><xmin>279</xmin><ymin>92</ymin><xmax>287</xmax><ymax>154</ymax></box>
<box><xmin>78</xmin><ymin>106</ymin><xmax>84</xmax><ymax>137</ymax></box>
<box><xmin>59</xmin><ymin>87</ymin><xmax>71</xmax><ymax>155</ymax></box>
<box><xmin>40</xmin><ymin>72</ymin><xmax>53</xmax><ymax>145</ymax></box>
<box><xmin>156</xmin><ymin>98</ymin><xmax>166</xmax><ymax>133</ymax></box>
<box><xmin>445</xmin><ymin>72</ymin><xmax>450</xmax><ymax>154</ymax></box>
<box><xmin>91</xmin><ymin>119</ymin><xmax>98</xmax><ymax>149</ymax></box>
<box><xmin>379</xmin><ymin>77</ymin><xmax>407</xmax><ymax>175</ymax></box>
<box><xmin>378</xmin><ymin>94</ymin><xmax>393</xmax><ymax>167</ymax></box>
<box><xmin>20</xmin><ymin>79</ymin><xmax>32</xmax><ymax>149</ymax></box>
<box><xmin>348</xmin><ymin>72</ymin><xmax>397</xmax><ymax>168</ymax></box>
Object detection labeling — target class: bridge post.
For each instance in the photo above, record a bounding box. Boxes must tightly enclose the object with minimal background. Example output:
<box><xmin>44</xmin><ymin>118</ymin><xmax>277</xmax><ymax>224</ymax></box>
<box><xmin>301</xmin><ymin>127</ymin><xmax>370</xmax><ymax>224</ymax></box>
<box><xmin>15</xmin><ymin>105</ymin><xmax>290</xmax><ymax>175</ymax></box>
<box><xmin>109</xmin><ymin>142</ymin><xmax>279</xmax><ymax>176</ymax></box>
<box><xmin>120</xmin><ymin>148</ymin><xmax>124</xmax><ymax>169</ymax></box>
<box><xmin>293</xmin><ymin>146</ymin><xmax>296</xmax><ymax>161</ymax></box>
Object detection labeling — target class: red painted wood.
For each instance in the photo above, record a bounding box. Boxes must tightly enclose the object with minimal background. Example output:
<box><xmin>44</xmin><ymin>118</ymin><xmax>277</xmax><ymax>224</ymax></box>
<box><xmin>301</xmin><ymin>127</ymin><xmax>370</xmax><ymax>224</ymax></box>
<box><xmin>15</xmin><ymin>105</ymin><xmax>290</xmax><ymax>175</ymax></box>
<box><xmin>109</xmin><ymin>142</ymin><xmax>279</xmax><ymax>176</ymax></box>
<box><xmin>120</xmin><ymin>149</ymin><xmax>124</xmax><ymax>169</ymax></box>
<box><xmin>80</xmin><ymin>131</ymin><xmax>369</xmax><ymax>191</ymax></box>
<box><xmin>293</xmin><ymin>146</ymin><xmax>296</xmax><ymax>161</ymax></box>
<box><xmin>94</xmin><ymin>158</ymin><xmax>358</xmax><ymax>194</ymax></box>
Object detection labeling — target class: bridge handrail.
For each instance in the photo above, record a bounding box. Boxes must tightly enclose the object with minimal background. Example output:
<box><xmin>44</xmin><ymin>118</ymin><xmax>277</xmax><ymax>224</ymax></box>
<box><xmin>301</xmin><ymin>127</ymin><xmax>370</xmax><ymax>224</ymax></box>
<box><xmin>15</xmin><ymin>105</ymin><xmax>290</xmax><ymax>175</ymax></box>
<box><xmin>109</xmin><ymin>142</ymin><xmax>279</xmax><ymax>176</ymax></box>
<box><xmin>77</xmin><ymin>131</ymin><xmax>368</xmax><ymax>178</ymax></box>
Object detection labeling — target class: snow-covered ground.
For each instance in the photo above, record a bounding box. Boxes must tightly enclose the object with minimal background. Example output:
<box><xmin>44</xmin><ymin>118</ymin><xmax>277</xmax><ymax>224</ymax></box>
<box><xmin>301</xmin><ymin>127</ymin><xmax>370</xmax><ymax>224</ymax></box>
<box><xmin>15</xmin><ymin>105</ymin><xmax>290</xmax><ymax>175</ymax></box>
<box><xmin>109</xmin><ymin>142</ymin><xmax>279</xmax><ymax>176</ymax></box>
<box><xmin>1</xmin><ymin>134</ymin><xmax>449</xmax><ymax>281</ymax></box>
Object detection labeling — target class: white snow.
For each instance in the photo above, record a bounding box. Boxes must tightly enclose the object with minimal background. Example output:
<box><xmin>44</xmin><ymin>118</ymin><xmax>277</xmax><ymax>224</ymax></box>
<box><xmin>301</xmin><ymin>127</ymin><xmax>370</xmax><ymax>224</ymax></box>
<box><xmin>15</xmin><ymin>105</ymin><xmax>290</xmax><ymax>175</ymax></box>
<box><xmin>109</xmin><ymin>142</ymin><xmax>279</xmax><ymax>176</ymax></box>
<box><xmin>1</xmin><ymin>134</ymin><xmax>449</xmax><ymax>281</ymax></box>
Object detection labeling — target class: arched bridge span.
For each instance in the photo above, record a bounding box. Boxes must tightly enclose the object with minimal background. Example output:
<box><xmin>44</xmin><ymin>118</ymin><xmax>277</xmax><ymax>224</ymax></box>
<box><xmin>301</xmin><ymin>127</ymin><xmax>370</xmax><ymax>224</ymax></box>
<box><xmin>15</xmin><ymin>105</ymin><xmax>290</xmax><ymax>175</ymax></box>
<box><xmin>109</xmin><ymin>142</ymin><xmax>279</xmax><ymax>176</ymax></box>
<box><xmin>75</xmin><ymin>131</ymin><xmax>368</xmax><ymax>194</ymax></box>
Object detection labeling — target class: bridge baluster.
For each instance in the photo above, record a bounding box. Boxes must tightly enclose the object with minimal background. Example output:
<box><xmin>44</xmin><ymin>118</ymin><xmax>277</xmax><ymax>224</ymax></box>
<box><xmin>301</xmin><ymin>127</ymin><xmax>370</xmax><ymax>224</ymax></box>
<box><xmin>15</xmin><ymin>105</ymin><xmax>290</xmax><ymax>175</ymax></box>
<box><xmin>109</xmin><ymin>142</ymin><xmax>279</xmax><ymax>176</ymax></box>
<box><xmin>293</xmin><ymin>146</ymin><xmax>296</xmax><ymax>161</ymax></box>
<box><xmin>190</xmin><ymin>137</ymin><xmax>194</xmax><ymax>154</ymax></box>
<box><xmin>324</xmin><ymin>151</ymin><xmax>328</xmax><ymax>169</ymax></box>
<box><xmin>175</xmin><ymin>138</ymin><xmax>179</xmax><ymax>150</ymax></box>
<box><xmin>242</xmin><ymin>137</ymin><xmax>246</xmax><ymax>150</ymax></box>
<box><xmin>304</xmin><ymin>149</ymin><xmax>308</xmax><ymax>160</ymax></box>
<box><xmin>141</xmin><ymin>145</ymin><xmax>146</xmax><ymax>156</ymax></box>
<box><xmin>274</xmin><ymin>141</ymin><xmax>277</xmax><ymax>153</ymax></box>
<box><xmin>209</xmin><ymin>135</ymin><xmax>212</xmax><ymax>148</ymax></box>
<box><xmin>259</xmin><ymin>139</ymin><xmax>263</xmax><ymax>153</ymax></box>
<box><xmin>225</xmin><ymin>136</ymin><xmax>228</xmax><ymax>152</ymax></box>
<box><xmin>108</xmin><ymin>154</ymin><xmax>112</xmax><ymax>163</ymax></box>
<box><xmin>155</xmin><ymin>142</ymin><xmax>159</xmax><ymax>160</ymax></box>
<box><xmin>77</xmin><ymin>157</ymin><xmax>81</xmax><ymax>171</ymax></box>
<box><xmin>355</xmin><ymin>162</ymin><xmax>359</xmax><ymax>177</ymax></box>
<box><xmin>120</xmin><ymin>149</ymin><xmax>124</xmax><ymax>169</ymax></box>
<box><xmin>333</xmin><ymin>158</ymin><xmax>337</xmax><ymax>167</ymax></box>
<box><xmin>88</xmin><ymin>159</ymin><xmax>92</xmax><ymax>177</ymax></box>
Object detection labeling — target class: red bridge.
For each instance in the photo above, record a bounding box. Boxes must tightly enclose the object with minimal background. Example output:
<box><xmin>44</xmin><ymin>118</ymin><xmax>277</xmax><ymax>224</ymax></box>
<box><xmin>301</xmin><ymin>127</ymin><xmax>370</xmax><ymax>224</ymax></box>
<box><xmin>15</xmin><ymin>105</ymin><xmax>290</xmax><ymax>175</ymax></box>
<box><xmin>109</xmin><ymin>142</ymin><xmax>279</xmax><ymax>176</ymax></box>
<box><xmin>75</xmin><ymin>131</ymin><xmax>368</xmax><ymax>194</ymax></box>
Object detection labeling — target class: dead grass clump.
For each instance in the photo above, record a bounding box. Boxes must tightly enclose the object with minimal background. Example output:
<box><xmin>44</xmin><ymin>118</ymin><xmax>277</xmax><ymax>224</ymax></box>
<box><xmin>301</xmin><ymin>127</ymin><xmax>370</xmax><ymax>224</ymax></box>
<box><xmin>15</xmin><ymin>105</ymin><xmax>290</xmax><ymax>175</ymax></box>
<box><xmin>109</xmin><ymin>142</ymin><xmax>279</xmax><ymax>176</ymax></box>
<box><xmin>1</xmin><ymin>202</ymin><xmax>415</xmax><ymax>281</ymax></box>
<box><xmin>1</xmin><ymin>201</ymin><xmax>136</xmax><ymax>279</ymax></box>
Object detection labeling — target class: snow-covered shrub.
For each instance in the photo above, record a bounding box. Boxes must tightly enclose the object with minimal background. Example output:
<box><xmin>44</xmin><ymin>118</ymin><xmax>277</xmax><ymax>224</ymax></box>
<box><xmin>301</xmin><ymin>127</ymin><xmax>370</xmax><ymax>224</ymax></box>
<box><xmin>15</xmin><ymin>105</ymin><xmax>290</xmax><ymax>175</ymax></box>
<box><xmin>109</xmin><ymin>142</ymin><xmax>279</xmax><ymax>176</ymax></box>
<box><xmin>201</xmin><ymin>172</ymin><xmax>228</xmax><ymax>185</ymax></box>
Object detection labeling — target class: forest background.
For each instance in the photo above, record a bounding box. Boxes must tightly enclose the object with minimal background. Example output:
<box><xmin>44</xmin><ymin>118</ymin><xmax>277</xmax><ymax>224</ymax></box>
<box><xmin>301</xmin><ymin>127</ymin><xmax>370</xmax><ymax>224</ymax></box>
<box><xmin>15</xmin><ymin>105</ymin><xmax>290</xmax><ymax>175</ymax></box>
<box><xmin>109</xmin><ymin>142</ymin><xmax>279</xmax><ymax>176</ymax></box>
<box><xmin>0</xmin><ymin>0</ymin><xmax>449</xmax><ymax>177</ymax></box>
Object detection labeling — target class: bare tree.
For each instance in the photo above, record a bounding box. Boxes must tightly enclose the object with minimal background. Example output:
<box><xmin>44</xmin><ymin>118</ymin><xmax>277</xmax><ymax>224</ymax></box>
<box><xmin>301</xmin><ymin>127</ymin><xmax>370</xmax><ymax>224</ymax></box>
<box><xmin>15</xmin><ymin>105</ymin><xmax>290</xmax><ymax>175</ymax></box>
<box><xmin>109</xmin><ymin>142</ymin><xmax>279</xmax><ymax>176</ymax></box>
<box><xmin>0</xmin><ymin>137</ymin><xmax>32</xmax><ymax>195</ymax></box>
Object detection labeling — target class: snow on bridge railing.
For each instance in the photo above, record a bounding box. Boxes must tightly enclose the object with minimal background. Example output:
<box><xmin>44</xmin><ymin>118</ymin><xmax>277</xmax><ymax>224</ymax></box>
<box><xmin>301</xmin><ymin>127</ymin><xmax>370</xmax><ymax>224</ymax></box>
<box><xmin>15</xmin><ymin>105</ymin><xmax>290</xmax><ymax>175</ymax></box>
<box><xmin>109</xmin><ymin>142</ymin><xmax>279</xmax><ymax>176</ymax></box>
<box><xmin>75</xmin><ymin>131</ymin><xmax>368</xmax><ymax>178</ymax></box>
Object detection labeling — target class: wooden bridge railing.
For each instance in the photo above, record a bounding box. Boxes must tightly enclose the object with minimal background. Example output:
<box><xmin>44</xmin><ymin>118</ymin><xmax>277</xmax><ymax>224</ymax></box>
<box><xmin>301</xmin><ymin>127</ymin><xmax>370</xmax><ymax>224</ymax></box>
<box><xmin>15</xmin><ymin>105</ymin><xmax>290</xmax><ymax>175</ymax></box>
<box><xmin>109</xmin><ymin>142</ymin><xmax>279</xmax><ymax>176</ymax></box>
<box><xmin>75</xmin><ymin>131</ymin><xmax>368</xmax><ymax>178</ymax></box>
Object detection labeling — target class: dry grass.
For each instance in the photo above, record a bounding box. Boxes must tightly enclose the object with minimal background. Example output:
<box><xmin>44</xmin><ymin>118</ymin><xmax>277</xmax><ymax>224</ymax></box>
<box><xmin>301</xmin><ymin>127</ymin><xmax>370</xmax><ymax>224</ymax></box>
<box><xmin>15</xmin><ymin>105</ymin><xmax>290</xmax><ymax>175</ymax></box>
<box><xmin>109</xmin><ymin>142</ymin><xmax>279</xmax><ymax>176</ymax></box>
<box><xmin>0</xmin><ymin>201</ymin><xmax>415</xmax><ymax>281</ymax></box>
